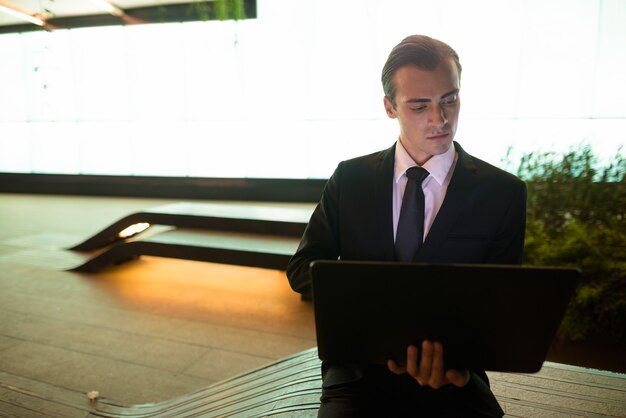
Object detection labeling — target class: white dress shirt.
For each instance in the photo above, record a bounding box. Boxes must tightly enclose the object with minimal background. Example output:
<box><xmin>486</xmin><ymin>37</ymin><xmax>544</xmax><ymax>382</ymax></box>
<box><xmin>393</xmin><ymin>140</ymin><xmax>458</xmax><ymax>242</ymax></box>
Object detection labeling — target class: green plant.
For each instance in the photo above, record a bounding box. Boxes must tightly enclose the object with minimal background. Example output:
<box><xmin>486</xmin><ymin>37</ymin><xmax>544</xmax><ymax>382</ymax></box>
<box><xmin>511</xmin><ymin>144</ymin><xmax>625</xmax><ymax>342</ymax></box>
<box><xmin>191</xmin><ymin>0</ymin><xmax>247</xmax><ymax>21</ymax></box>
<box><xmin>215</xmin><ymin>0</ymin><xmax>246</xmax><ymax>20</ymax></box>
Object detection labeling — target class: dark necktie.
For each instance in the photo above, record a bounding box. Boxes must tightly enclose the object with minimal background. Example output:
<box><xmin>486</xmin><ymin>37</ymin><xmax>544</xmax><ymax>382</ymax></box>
<box><xmin>395</xmin><ymin>166</ymin><xmax>430</xmax><ymax>261</ymax></box>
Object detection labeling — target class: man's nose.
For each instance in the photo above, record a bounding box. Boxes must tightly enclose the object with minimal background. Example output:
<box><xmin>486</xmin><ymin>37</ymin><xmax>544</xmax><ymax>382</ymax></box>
<box><xmin>429</xmin><ymin>106</ymin><xmax>447</xmax><ymax>128</ymax></box>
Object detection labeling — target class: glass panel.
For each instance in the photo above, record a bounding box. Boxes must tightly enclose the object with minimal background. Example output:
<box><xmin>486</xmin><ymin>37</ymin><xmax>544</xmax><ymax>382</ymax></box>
<box><xmin>0</xmin><ymin>34</ymin><xmax>27</xmax><ymax>121</ymax></box>
<box><xmin>593</xmin><ymin>0</ymin><xmax>626</xmax><ymax>117</ymax></box>
<box><xmin>0</xmin><ymin>0</ymin><xmax>623</xmax><ymax>179</ymax></box>
<box><xmin>71</xmin><ymin>26</ymin><xmax>129</xmax><ymax>121</ymax></box>
<box><xmin>0</xmin><ymin>123</ymin><xmax>31</xmax><ymax>172</ymax></box>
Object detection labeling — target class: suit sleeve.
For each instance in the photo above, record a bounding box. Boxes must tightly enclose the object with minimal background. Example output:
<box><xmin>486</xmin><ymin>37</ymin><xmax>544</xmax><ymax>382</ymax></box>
<box><xmin>286</xmin><ymin>163</ymin><xmax>342</xmax><ymax>295</ymax></box>
<box><xmin>484</xmin><ymin>179</ymin><xmax>527</xmax><ymax>265</ymax></box>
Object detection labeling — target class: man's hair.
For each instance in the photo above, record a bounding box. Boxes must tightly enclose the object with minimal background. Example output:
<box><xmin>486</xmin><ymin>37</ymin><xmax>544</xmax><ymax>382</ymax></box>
<box><xmin>381</xmin><ymin>35</ymin><xmax>462</xmax><ymax>107</ymax></box>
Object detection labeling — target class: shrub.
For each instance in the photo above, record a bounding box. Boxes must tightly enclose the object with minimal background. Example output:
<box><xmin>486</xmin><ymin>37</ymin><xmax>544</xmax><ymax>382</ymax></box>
<box><xmin>509</xmin><ymin>145</ymin><xmax>625</xmax><ymax>342</ymax></box>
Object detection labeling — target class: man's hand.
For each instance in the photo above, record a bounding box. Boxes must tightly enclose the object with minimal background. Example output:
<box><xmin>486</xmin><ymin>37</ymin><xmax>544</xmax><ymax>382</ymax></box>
<box><xmin>387</xmin><ymin>340</ymin><xmax>470</xmax><ymax>389</ymax></box>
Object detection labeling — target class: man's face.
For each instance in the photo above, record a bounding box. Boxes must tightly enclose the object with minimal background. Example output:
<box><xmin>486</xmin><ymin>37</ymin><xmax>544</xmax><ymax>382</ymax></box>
<box><xmin>384</xmin><ymin>59</ymin><xmax>461</xmax><ymax>165</ymax></box>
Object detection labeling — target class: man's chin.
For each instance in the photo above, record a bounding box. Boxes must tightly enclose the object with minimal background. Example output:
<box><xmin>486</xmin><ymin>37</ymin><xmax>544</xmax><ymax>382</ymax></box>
<box><xmin>426</xmin><ymin>138</ymin><xmax>453</xmax><ymax>155</ymax></box>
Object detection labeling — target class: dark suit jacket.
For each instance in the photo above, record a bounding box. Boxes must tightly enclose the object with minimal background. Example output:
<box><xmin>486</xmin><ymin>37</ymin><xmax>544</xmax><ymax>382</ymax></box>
<box><xmin>286</xmin><ymin>141</ymin><xmax>527</xmax><ymax>388</ymax></box>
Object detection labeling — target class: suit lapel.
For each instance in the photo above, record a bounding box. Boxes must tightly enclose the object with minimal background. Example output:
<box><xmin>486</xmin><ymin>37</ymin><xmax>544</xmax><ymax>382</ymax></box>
<box><xmin>375</xmin><ymin>144</ymin><xmax>396</xmax><ymax>261</ymax></box>
<box><xmin>416</xmin><ymin>142</ymin><xmax>478</xmax><ymax>261</ymax></box>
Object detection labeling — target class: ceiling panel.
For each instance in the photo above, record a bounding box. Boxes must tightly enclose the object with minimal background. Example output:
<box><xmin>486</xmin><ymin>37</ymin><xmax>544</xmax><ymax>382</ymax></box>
<box><xmin>0</xmin><ymin>0</ymin><xmax>254</xmax><ymax>32</ymax></box>
<box><xmin>0</xmin><ymin>0</ymin><xmax>213</xmax><ymax>26</ymax></box>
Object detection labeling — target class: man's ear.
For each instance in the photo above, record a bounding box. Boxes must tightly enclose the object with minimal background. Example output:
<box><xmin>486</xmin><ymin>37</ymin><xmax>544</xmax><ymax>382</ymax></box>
<box><xmin>383</xmin><ymin>96</ymin><xmax>397</xmax><ymax>119</ymax></box>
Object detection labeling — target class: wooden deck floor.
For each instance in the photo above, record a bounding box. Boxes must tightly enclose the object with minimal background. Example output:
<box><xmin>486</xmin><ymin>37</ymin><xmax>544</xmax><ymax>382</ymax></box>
<box><xmin>0</xmin><ymin>193</ymin><xmax>624</xmax><ymax>417</ymax></box>
<box><xmin>0</xmin><ymin>194</ymin><xmax>317</xmax><ymax>407</ymax></box>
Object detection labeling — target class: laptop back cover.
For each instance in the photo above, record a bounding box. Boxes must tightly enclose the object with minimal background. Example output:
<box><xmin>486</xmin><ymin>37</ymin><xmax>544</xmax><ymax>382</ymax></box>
<box><xmin>311</xmin><ymin>261</ymin><xmax>580</xmax><ymax>373</ymax></box>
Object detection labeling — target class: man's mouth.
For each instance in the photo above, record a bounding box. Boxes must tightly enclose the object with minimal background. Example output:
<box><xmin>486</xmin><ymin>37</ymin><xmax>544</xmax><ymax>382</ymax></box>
<box><xmin>427</xmin><ymin>132</ymin><xmax>449</xmax><ymax>140</ymax></box>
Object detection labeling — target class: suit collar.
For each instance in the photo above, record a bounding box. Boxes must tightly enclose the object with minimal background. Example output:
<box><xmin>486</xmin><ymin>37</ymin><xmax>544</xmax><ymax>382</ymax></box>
<box><xmin>394</xmin><ymin>139</ymin><xmax>457</xmax><ymax>187</ymax></box>
<box><xmin>453</xmin><ymin>141</ymin><xmax>478</xmax><ymax>173</ymax></box>
<box><xmin>376</xmin><ymin>144</ymin><xmax>397</xmax><ymax>260</ymax></box>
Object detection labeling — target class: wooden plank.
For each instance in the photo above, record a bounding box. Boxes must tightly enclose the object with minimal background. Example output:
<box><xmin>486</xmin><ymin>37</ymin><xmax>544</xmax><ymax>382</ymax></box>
<box><xmin>492</xmin><ymin>371</ymin><xmax>626</xmax><ymax>402</ymax></box>
<box><xmin>491</xmin><ymin>362</ymin><xmax>625</xmax><ymax>418</ymax></box>
<box><xmin>493</xmin><ymin>381</ymin><xmax>625</xmax><ymax>417</ymax></box>
<box><xmin>0</xmin><ymin>372</ymin><xmax>94</xmax><ymax>418</ymax></box>
<box><xmin>541</xmin><ymin>362</ymin><xmax>626</xmax><ymax>386</ymax></box>
<box><xmin>94</xmin><ymin>349</ymin><xmax>321</xmax><ymax>416</ymax></box>
<box><xmin>0</xmin><ymin>342</ymin><xmax>210</xmax><ymax>406</ymax></box>
<box><xmin>0</xmin><ymin>264</ymin><xmax>316</xmax><ymax>353</ymax></box>
<box><xmin>0</xmin><ymin>309</ymin><xmax>209</xmax><ymax>374</ymax></box>
<box><xmin>0</xmin><ymin>401</ymin><xmax>54</xmax><ymax>418</ymax></box>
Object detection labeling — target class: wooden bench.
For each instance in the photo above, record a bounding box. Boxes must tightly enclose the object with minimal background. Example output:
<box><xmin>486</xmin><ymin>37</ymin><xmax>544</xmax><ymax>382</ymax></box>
<box><xmin>2</xmin><ymin>347</ymin><xmax>624</xmax><ymax>417</ymax></box>
<box><xmin>91</xmin><ymin>347</ymin><xmax>626</xmax><ymax>417</ymax></box>
<box><xmin>69</xmin><ymin>202</ymin><xmax>314</xmax><ymax>272</ymax></box>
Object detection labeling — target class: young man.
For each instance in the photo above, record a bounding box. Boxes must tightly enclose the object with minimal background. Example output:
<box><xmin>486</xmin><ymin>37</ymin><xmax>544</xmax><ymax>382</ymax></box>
<box><xmin>287</xmin><ymin>35</ymin><xmax>526</xmax><ymax>417</ymax></box>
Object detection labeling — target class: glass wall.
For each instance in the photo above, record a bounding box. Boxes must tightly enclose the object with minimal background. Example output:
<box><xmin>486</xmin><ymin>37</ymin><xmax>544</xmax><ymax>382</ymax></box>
<box><xmin>0</xmin><ymin>0</ymin><xmax>624</xmax><ymax>178</ymax></box>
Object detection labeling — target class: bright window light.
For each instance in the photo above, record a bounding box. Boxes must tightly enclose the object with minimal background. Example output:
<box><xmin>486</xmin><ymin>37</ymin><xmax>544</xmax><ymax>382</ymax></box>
<box><xmin>0</xmin><ymin>0</ymin><xmax>624</xmax><ymax>179</ymax></box>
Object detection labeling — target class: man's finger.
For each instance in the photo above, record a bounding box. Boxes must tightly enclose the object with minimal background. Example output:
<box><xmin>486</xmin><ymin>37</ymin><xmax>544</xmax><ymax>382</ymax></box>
<box><xmin>430</xmin><ymin>341</ymin><xmax>445</xmax><ymax>388</ymax></box>
<box><xmin>387</xmin><ymin>359</ymin><xmax>406</xmax><ymax>375</ymax></box>
<box><xmin>445</xmin><ymin>369</ymin><xmax>471</xmax><ymax>387</ymax></box>
<box><xmin>406</xmin><ymin>344</ymin><xmax>420</xmax><ymax>379</ymax></box>
<box><xmin>418</xmin><ymin>340</ymin><xmax>434</xmax><ymax>380</ymax></box>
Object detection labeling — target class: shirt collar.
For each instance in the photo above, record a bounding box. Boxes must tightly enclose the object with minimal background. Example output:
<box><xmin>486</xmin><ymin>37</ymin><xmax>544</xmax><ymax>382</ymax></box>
<box><xmin>394</xmin><ymin>139</ymin><xmax>457</xmax><ymax>186</ymax></box>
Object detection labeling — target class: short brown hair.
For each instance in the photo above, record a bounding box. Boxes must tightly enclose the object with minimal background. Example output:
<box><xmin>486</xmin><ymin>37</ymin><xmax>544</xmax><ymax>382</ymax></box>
<box><xmin>381</xmin><ymin>35</ymin><xmax>462</xmax><ymax>107</ymax></box>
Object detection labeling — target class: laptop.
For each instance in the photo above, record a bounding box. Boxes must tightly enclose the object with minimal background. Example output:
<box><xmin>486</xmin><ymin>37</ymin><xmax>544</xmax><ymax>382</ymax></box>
<box><xmin>310</xmin><ymin>260</ymin><xmax>580</xmax><ymax>373</ymax></box>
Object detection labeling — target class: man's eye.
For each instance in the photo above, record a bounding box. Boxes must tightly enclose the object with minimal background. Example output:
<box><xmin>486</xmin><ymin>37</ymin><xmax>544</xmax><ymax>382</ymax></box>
<box><xmin>411</xmin><ymin>106</ymin><xmax>427</xmax><ymax>112</ymax></box>
<box><xmin>442</xmin><ymin>95</ymin><xmax>458</xmax><ymax>106</ymax></box>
